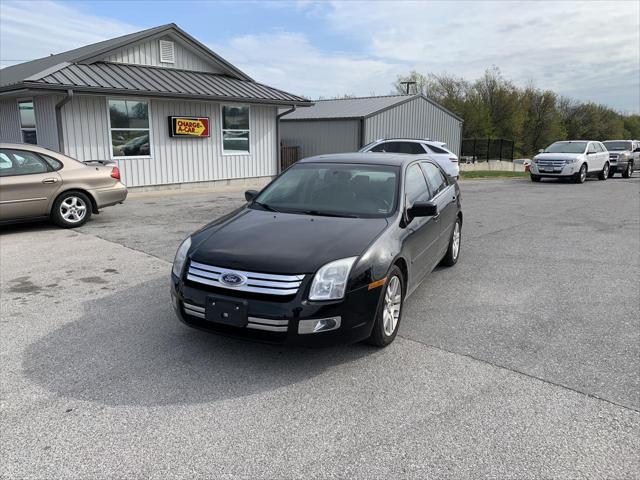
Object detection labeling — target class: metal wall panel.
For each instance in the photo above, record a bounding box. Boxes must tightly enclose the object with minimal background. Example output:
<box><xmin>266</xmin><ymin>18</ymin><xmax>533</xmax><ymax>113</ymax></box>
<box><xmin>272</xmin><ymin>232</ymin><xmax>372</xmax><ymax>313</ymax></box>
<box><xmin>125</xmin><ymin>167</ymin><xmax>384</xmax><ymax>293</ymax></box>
<box><xmin>104</xmin><ymin>35</ymin><xmax>219</xmax><ymax>73</ymax></box>
<box><xmin>59</xmin><ymin>94</ymin><xmax>277</xmax><ymax>187</ymax></box>
<box><xmin>364</xmin><ymin>97</ymin><xmax>463</xmax><ymax>155</ymax></box>
<box><xmin>33</xmin><ymin>95</ymin><xmax>60</xmax><ymax>151</ymax></box>
<box><xmin>280</xmin><ymin>120</ymin><xmax>360</xmax><ymax>159</ymax></box>
<box><xmin>0</xmin><ymin>98</ymin><xmax>21</xmax><ymax>143</ymax></box>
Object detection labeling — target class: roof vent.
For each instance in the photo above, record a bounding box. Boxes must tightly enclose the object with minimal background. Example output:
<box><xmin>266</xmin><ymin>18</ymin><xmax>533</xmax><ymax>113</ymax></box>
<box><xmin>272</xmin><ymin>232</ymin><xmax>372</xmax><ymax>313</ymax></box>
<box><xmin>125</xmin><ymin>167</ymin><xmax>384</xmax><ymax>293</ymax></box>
<box><xmin>159</xmin><ymin>40</ymin><xmax>175</xmax><ymax>64</ymax></box>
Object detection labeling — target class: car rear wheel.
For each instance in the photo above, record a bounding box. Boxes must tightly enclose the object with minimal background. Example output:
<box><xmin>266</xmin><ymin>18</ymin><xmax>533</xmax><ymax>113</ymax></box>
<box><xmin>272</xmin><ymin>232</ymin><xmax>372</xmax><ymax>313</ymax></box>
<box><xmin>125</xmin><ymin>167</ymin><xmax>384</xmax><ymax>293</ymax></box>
<box><xmin>622</xmin><ymin>162</ymin><xmax>633</xmax><ymax>178</ymax></box>
<box><xmin>575</xmin><ymin>164</ymin><xmax>587</xmax><ymax>184</ymax></box>
<box><xmin>441</xmin><ymin>218</ymin><xmax>461</xmax><ymax>267</ymax></box>
<box><xmin>52</xmin><ymin>191</ymin><xmax>92</xmax><ymax>228</ymax></box>
<box><xmin>367</xmin><ymin>266</ymin><xmax>404</xmax><ymax>347</ymax></box>
<box><xmin>530</xmin><ymin>174</ymin><xmax>541</xmax><ymax>182</ymax></box>
<box><xmin>598</xmin><ymin>162</ymin><xmax>609</xmax><ymax>180</ymax></box>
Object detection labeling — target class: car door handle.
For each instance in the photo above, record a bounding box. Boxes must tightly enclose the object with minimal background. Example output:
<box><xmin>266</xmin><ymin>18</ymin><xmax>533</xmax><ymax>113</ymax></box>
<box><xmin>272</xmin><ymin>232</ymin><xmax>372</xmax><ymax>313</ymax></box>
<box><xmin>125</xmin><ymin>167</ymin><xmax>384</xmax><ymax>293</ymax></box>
<box><xmin>42</xmin><ymin>178</ymin><xmax>58</xmax><ymax>184</ymax></box>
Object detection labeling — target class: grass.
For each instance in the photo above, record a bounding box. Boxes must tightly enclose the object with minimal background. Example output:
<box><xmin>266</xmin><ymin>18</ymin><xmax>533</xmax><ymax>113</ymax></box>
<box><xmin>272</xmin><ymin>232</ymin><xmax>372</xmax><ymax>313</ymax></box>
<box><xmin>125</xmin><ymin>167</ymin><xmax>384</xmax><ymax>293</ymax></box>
<box><xmin>459</xmin><ymin>170</ymin><xmax>528</xmax><ymax>179</ymax></box>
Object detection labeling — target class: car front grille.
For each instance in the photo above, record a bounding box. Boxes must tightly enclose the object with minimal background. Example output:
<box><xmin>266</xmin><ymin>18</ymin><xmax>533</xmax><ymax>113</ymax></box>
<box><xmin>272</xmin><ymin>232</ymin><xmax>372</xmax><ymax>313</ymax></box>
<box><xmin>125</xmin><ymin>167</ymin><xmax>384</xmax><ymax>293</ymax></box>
<box><xmin>609</xmin><ymin>153</ymin><xmax>619</xmax><ymax>162</ymax></box>
<box><xmin>536</xmin><ymin>159</ymin><xmax>566</xmax><ymax>168</ymax></box>
<box><xmin>182</xmin><ymin>301</ymin><xmax>289</xmax><ymax>332</ymax></box>
<box><xmin>186</xmin><ymin>260</ymin><xmax>305</xmax><ymax>296</ymax></box>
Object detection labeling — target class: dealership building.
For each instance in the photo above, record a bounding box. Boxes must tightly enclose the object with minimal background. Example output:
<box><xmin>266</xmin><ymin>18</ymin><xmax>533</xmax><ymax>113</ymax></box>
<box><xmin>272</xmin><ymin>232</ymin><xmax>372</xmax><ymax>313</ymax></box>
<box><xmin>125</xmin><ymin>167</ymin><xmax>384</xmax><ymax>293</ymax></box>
<box><xmin>0</xmin><ymin>24</ymin><xmax>311</xmax><ymax>187</ymax></box>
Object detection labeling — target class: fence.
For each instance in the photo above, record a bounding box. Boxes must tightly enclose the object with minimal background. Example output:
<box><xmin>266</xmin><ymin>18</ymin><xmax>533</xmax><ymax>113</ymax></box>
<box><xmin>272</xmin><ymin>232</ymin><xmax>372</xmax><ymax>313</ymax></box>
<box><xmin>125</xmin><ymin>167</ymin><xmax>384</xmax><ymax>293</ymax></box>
<box><xmin>280</xmin><ymin>145</ymin><xmax>300</xmax><ymax>170</ymax></box>
<box><xmin>461</xmin><ymin>138</ymin><xmax>515</xmax><ymax>162</ymax></box>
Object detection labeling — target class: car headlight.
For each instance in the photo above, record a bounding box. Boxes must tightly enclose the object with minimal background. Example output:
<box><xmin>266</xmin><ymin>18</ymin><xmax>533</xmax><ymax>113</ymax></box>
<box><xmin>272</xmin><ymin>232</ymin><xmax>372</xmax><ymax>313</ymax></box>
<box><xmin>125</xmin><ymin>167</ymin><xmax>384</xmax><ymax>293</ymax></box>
<box><xmin>532</xmin><ymin>158</ymin><xmax>539</xmax><ymax>164</ymax></box>
<box><xmin>309</xmin><ymin>256</ymin><xmax>358</xmax><ymax>301</ymax></box>
<box><xmin>565</xmin><ymin>158</ymin><xmax>577</xmax><ymax>164</ymax></box>
<box><xmin>172</xmin><ymin>236</ymin><xmax>191</xmax><ymax>277</ymax></box>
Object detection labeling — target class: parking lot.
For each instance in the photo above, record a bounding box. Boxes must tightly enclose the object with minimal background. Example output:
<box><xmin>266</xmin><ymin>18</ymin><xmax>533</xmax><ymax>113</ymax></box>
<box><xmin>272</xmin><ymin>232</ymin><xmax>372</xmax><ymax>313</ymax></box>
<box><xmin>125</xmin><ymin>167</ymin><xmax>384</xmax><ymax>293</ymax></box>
<box><xmin>1</xmin><ymin>176</ymin><xmax>639</xmax><ymax>479</ymax></box>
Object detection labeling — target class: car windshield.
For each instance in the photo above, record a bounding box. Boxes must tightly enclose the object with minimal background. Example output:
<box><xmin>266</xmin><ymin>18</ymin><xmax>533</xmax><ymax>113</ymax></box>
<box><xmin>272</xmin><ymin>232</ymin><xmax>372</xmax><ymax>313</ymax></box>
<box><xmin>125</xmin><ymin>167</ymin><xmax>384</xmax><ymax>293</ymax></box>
<box><xmin>544</xmin><ymin>141</ymin><xmax>587</xmax><ymax>154</ymax></box>
<box><xmin>603</xmin><ymin>141</ymin><xmax>632</xmax><ymax>151</ymax></box>
<box><xmin>252</xmin><ymin>163</ymin><xmax>399</xmax><ymax>218</ymax></box>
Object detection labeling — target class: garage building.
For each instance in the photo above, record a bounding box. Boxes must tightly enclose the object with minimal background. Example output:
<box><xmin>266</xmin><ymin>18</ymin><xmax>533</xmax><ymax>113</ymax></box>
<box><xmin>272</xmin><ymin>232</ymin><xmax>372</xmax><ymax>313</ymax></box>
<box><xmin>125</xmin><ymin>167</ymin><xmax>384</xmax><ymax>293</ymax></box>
<box><xmin>280</xmin><ymin>94</ymin><xmax>463</xmax><ymax>159</ymax></box>
<box><xmin>0</xmin><ymin>24</ymin><xmax>311</xmax><ymax>187</ymax></box>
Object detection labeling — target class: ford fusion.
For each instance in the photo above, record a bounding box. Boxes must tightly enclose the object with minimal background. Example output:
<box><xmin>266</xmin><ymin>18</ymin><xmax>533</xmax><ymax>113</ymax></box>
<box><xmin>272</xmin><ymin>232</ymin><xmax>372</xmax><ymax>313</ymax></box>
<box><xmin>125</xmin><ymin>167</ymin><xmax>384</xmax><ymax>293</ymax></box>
<box><xmin>171</xmin><ymin>153</ymin><xmax>462</xmax><ymax>347</ymax></box>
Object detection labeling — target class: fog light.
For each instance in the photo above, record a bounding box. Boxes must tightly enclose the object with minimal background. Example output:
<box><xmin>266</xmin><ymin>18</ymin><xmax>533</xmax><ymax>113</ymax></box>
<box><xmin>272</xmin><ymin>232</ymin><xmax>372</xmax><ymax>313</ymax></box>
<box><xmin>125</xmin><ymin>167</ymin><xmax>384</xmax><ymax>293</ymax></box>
<box><xmin>298</xmin><ymin>316</ymin><xmax>341</xmax><ymax>334</ymax></box>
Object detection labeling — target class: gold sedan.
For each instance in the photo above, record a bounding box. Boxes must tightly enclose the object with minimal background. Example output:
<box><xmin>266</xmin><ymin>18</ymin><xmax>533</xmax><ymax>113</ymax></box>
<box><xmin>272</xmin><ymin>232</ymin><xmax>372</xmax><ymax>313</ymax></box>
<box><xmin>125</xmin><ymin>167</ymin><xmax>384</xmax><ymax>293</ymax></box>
<box><xmin>0</xmin><ymin>143</ymin><xmax>127</xmax><ymax>228</ymax></box>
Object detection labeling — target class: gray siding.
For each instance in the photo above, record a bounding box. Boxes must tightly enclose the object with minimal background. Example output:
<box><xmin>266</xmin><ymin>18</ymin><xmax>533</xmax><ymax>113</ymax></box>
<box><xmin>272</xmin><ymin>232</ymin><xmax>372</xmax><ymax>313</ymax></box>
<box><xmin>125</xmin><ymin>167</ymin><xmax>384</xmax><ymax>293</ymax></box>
<box><xmin>33</xmin><ymin>95</ymin><xmax>60</xmax><ymax>151</ymax></box>
<box><xmin>280</xmin><ymin>120</ymin><xmax>360</xmax><ymax>159</ymax></box>
<box><xmin>0</xmin><ymin>99</ymin><xmax>21</xmax><ymax>143</ymax></box>
<box><xmin>364</xmin><ymin>97</ymin><xmax>462</xmax><ymax>155</ymax></box>
<box><xmin>103</xmin><ymin>35</ymin><xmax>219</xmax><ymax>73</ymax></box>
<box><xmin>59</xmin><ymin>94</ymin><xmax>277</xmax><ymax>187</ymax></box>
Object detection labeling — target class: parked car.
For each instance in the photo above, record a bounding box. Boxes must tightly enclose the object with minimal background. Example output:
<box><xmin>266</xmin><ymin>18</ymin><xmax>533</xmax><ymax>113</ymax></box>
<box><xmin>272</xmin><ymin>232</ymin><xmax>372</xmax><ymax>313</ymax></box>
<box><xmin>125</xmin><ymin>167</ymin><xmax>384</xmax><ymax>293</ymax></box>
<box><xmin>171</xmin><ymin>152</ymin><xmax>462</xmax><ymax>347</ymax></box>
<box><xmin>0</xmin><ymin>143</ymin><xmax>127</xmax><ymax>227</ymax></box>
<box><xmin>359</xmin><ymin>138</ymin><xmax>460</xmax><ymax>178</ymax></box>
<box><xmin>530</xmin><ymin>140</ymin><xmax>610</xmax><ymax>183</ymax></box>
<box><xmin>602</xmin><ymin>140</ymin><xmax>638</xmax><ymax>178</ymax></box>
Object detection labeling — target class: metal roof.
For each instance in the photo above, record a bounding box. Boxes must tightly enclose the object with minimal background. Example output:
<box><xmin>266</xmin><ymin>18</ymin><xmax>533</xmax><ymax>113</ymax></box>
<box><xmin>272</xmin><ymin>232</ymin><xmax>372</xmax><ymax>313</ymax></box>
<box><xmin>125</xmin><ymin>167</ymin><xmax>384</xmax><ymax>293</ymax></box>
<box><xmin>280</xmin><ymin>94</ymin><xmax>462</xmax><ymax>122</ymax></box>
<box><xmin>2</xmin><ymin>62</ymin><xmax>310</xmax><ymax>106</ymax></box>
<box><xmin>0</xmin><ymin>23</ymin><xmax>252</xmax><ymax>87</ymax></box>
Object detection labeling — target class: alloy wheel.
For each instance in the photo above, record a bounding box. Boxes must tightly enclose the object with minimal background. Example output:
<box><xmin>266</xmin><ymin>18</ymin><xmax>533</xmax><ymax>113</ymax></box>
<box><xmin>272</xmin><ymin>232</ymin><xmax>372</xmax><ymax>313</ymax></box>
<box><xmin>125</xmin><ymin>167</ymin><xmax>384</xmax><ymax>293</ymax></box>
<box><xmin>382</xmin><ymin>276</ymin><xmax>402</xmax><ymax>336</ymax></box>
<box><xmin>60</xmin><ymin>196</ymin><xmax>87</xmax><ymax>223</ymax></box>
<box><xmin>580</xmin><ymin>165</ymin><xmax>587</xmax><ymax>183</ymax></box>
<box><xmin>452</xmin><ymin>222</ymin><xmax>461</xmax><ymax>260</ymax></box>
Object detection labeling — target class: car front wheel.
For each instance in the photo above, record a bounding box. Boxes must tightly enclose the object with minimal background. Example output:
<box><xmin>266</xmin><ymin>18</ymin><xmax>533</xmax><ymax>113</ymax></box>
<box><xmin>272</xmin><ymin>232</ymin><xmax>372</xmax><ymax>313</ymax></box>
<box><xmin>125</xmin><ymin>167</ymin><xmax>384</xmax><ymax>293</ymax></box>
<box><xmin>575</xmin><ymin>164</ymin><xmax>587</xmax><ymax>184</ymax></box>
<box><xmin>530</xmin><ymin>174</ymin><xmax>541</xmax><ymax>182</ymax></box>
<box><xmin>598</xmin><ymin>162</ymin><xmax>609</xmax><ymax>180</ymax></box>
<box><xmin>52</xmin><ymin>191</ymin><xmax>92</xmax><ymax>228</ymax></box>
<box><xmin>622</xmin><ymin>162</ymin><xmax>633</xmax><ymax>178</ymax></box>
<box><xmin>367</xmin><ymin>266</ymin><xmax>404</xmax><ymax>347</ymax></box>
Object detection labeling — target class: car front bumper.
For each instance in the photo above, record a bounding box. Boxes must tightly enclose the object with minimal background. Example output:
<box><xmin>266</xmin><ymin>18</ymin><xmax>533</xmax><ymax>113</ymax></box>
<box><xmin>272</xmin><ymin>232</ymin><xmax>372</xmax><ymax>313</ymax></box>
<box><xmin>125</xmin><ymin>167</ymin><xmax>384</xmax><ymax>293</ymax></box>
<box><xmin>171</xmin><ymin>273</ymin><xmax>383</xmax><ymax>347</ymax></box>
<box><xmin>530</xmin><ymin>163</ymin><xmax>580</xmax><ymax>177</ymax></box>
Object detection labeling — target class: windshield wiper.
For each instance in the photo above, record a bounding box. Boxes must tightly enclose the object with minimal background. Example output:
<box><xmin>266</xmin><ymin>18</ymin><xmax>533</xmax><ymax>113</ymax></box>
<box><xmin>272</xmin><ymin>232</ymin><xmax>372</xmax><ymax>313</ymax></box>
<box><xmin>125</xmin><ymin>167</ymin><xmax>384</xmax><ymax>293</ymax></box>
<box><xmin>253</xmin><ymin>201</ymin><xmax>280</xmax><ymax>213</ymax></box>
<box><xmin>297</xmin><ymin>210</ymin><xmax>360</xmax><ymax>219</ymax></box>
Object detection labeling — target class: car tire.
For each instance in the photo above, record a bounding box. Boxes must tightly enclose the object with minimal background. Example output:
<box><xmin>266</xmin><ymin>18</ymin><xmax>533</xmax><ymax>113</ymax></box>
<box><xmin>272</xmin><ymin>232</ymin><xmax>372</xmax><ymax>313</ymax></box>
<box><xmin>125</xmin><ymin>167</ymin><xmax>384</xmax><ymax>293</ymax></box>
<box><xmin>52</xmin><ymin>191</ymin><xmax>92</xmax><ymax>228</ymax></box>
<box><xmin>622</xmin><ymin>162</ymin><xmax>633</xmax><ymax>178</ymax></box>
<box><xmin>440</xmin><ymin>218</ymin><xmax>462</xmax><ymax>267</ymax></box>
<box><xmin>530</xmin><ymin>174</ymin><xmax>541</xmax><ymax>182</ymax></box>
<box><xmin>366</xmin><ymin>265</ymin><xmax>404</xmax><ymax>348</ymax></box>
<box><xmin>575</xmin><ymin>164</ymin><xmax>587</xmax><ymax>184</ymax></box>
<box><xmin>598</xmin><ymin>162</ymin><xmax>609</xmax><ymax>180</ymax></box>
<box><xmin>607</xmin><ymin>169</ymin><xmax>615</xmax><ymax>178</ymax></box>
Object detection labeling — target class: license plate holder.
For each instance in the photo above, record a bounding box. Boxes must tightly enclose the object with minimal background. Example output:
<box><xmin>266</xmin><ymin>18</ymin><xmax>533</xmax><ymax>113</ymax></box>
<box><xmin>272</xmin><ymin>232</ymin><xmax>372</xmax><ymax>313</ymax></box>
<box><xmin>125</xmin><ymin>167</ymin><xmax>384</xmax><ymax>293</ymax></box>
<box><xmin>205</xmin><ymin>297</ymin><xmax>248</xmax><ymax>327</ymax></box>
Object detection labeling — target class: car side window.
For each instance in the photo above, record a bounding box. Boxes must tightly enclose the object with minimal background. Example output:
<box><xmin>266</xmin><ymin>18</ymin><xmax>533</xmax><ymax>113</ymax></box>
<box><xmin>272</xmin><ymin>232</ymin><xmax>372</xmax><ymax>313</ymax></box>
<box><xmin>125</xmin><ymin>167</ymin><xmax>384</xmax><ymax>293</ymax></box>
<box><xmin>587</xmin><ymin>143</ymin><xmax>597</xmax><ymax>154</ymax></box>
<box><xmin>425</xmin><ymin>144</ymin><xmax>448</xmax><ymax>154</ymax></box>
<box><xmin>370</xmin><ymin>142</ymin><xmax>395</xmax><ymax>153</ymax></box>
<box><xmin>41</xmin><ymin>154</ymin><xmax>63</xmax><ymax>171</ymax></box>
<box><xmin>421</xmin><ymin>162</ymin><xmax>448</xmax><ymax>198</ymax></box>
<box><xmin>404</xmin><ymin>164</ymin><xmax>430</xmax><ymax>205</ymax></box>
<box><xmin>397</xmin><ymin>142</ymin><xmax>426</xmax><ymax>154</ymax></box>
<box><xmin>0</xmin><ymin>149</ymin><xmax>49</xmax><ymax>177</ymax></box>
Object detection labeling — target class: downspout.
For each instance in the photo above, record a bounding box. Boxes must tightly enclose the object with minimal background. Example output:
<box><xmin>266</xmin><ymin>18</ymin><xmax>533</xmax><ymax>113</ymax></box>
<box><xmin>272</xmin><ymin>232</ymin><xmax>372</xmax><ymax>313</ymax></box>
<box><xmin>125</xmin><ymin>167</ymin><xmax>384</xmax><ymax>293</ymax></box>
<box><xmin>359</xmin><ymin>118</ymin><xmax>365</xmax><ymax>149</ymax></box>
<box><xmin>55</xmin><ymin>89</ymin><xmax>73</xmax><ymax>152</ymax></box>
<box><xmin>276</xmin><ymin>105</ymin><xmax>296</xmax><ymax>173</ymax></box>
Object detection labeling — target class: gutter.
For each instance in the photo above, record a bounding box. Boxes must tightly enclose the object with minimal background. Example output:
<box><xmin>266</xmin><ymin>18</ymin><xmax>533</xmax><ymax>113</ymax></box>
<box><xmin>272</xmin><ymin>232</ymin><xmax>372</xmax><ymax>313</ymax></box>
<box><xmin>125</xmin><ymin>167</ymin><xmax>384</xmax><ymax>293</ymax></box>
<box><xmin>276</xmin><ymin>106</ymin><xmax>297</xmax><ymax>173</ymax></box>
<box><xmin>55</xmin><ymin>89</ymin><xmax>73</xmax><ymax>152</ymax></box>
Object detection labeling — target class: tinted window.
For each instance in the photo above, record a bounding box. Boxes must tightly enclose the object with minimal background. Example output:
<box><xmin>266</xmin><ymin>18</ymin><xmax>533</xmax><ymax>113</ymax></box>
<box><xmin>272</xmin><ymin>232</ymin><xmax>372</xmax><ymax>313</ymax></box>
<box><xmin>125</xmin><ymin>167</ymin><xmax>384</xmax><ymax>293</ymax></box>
<box><xmin>421</xmin><ymin>162</ymin><xmax>447</xmax><ymax>197</ymax></box>
<box><xmin>0</xmin><ymin>149</ymin><xmax>49</xmax><ymax>176</ymax></box>
<box><xmin>405</xmin><ymin>164</ymin><xmax>429</xmax><ymax>205</ymax></box>
<box><xmin>603</xmin><ymin>141</ymin><xmax>632</xmax><ymax>151</ymax></box>
<box><xmin>370</xmin><ymin>142</ymin><xmax>397</xmax><ymax>153</ymax></box>
<box><xmin>425</xmin><ymin>144</ymin><xmax>448</xmax><ymax>154</ymax></box>
<box><xmin>370</xmin><ymin>142</ymin><xmax>424</xmax><ymax>154</ymax></box>
<box><xmin>254</xmin><ymin>163</ymin><xmax>398</xmax><ymax>217</ymax></box>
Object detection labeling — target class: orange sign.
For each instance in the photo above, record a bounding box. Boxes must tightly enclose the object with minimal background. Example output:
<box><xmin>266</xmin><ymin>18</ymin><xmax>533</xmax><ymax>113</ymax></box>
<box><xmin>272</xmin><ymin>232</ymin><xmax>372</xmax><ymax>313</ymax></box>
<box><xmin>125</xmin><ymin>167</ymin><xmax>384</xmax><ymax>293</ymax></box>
<box><xmin>169</xmin><ymin>116</ymin><xmax>210</xmax><ymax>137</ymax></box>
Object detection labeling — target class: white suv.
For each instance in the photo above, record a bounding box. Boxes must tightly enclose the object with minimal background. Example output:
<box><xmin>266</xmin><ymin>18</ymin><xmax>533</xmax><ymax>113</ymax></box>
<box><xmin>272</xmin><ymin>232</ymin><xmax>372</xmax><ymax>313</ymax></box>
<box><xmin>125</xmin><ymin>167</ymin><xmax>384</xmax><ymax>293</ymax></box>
<box><xmin>530</xmin><ymin>140</ymin><xmax>610</xmax><ymax>183</ymax></box>
<box><xmin>359</xmin><ymin>139</ymin><xmax>460</xmax><ymax>178</ymax></box>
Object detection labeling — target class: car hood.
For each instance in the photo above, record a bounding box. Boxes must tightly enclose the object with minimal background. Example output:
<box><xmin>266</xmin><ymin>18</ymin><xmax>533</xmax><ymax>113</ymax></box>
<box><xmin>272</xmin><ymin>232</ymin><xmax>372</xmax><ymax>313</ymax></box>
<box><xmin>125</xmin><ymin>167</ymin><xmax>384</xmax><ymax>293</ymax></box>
<box><xmin>535</xmin><ymin>152</ymin><xmax>584</xmax><ymax>160</ymax></box>
<box><xmin>190</xmin><ymin>208</ymin><xmax>388</xmax><ymax>274</ymax></box>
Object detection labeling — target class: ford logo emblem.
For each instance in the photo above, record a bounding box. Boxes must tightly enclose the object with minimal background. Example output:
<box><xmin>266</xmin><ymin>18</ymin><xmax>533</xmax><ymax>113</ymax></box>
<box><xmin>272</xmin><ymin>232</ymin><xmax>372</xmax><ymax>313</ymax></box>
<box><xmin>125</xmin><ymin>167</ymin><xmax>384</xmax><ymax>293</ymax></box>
<box><xmin>220</xmin><ymin>272</ymin><xmax>246</xmax><ymax>287</ymax></box>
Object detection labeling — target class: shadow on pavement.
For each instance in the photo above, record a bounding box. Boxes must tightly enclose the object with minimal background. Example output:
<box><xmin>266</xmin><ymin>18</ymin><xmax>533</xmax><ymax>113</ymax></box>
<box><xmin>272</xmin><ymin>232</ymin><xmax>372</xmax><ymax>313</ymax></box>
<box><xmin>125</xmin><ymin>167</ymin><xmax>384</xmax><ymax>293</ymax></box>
<box><xmin>23</xmin><ymin>277</ymin><xmax>376</xmax><ymax>406</ymax></box>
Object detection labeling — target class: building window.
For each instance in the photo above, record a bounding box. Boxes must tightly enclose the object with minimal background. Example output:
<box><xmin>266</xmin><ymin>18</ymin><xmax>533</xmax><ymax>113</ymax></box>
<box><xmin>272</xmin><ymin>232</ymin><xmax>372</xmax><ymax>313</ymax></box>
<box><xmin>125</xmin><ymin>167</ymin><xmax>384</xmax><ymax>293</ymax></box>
<box><xmin>108</xmin><ymin>99</ymin><xmax>150</xmax><ymax>157</ymax></box>
<box><xmin>18</xmin><ymin>100</ymin><xmax>37</xmax><ymax>144</ymax></box>
<box><xmin>222</xmin><ymin>105</ymin><xmax>250</xmax><ymax>155</ymax></box>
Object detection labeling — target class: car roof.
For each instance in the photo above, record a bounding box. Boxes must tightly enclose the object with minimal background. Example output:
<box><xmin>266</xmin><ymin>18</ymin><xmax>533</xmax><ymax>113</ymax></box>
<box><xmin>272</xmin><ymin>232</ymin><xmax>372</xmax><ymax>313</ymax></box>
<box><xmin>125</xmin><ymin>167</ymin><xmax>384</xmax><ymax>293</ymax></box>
<box><xmin>0</xmin><ymin>143</ymin><xmax>58</xmax><ymax>154</ymax></box>
<box><xmin>298</xmin><ymin>152</ymin><xmax>433</xmax><ymax>167</ymax></box>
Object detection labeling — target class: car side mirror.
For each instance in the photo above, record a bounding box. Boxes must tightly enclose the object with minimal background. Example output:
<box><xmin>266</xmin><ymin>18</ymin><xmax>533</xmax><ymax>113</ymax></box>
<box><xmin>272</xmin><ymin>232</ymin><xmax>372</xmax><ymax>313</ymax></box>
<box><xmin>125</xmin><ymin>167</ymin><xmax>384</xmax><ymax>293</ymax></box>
<box><xmin>408</xmin><ymin>201</ymin><xmax>438</xmax><ymax>218</ymax></box>
<box><xmin>244</xmin><ymin>189</ymin><xmax>258</xmax><ymax>202</ymax></box>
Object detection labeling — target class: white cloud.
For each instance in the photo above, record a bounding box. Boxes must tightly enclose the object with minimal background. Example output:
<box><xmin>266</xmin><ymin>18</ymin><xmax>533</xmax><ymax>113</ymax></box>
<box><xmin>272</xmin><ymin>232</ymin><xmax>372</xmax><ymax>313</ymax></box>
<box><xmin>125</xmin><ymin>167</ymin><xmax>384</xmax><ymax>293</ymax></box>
<box><xmin>0</xmin><ymin>0</ymin><xmax>139</xmax><ymax>67</ymax></box>
<box><xmin>211</xmin><ymin>32</ymin><xmax>403</xmax><ymax>99</ymax></box>
<box><xmin>316</xmin><ymin>0</ymin><xmax>640</xmax><ymax>112</ymax></box>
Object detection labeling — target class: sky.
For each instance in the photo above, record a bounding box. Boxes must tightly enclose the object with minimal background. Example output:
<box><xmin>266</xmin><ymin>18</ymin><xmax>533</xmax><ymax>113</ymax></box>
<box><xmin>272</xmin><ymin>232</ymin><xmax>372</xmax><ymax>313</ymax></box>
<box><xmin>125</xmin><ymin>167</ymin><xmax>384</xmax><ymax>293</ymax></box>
<box><xmin>1</xmin><ymin>0</ymin><xmax>638</xmax><ymax>113</ymax></box>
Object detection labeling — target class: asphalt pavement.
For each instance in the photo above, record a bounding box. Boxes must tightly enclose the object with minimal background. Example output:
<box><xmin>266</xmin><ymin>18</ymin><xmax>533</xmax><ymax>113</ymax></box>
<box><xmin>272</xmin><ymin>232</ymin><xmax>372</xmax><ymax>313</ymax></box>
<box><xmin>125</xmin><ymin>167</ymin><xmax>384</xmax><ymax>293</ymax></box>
<box><xmin>1</xmin><ymin>175</ymin><xmax>638</xmax><ymax>479</ymax></box>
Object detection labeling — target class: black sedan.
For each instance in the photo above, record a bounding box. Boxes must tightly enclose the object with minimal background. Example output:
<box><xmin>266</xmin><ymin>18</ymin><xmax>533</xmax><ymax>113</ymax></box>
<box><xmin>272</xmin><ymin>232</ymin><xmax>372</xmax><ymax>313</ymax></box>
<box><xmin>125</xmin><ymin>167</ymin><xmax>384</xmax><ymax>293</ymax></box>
<box><xmin>171</xmin><ymin>153</ymin><xmax>462</xmax><ymax>347</ymax></box>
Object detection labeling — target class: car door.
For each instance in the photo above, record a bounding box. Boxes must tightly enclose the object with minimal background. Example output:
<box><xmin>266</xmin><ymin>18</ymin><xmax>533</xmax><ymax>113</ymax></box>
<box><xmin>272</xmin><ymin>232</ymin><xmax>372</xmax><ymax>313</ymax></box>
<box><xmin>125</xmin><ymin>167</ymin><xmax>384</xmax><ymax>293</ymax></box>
<box><xmin>421</xmin><ymin>161</ymin><xmax>457</xmax><ymax>253</ymax></box>
<box><xmin>402</xmin><ymin>163</ymin><xmax>441</xmax><ymax>285</ymax></box>
<box><xmin>0</xmin><ymin>149</ymin><xmax>62</xmax><ymax>221</ymax></box>
<box><xmin>586</xmin><ymin>142</ymin><xmax>600</xmax><ymax>172</ymax></box>
<box><xmin>598</xmin><ymin>143</ymin><xmax>609</xmax><ymax>167</ymax></box>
